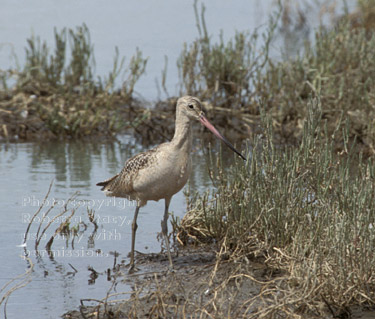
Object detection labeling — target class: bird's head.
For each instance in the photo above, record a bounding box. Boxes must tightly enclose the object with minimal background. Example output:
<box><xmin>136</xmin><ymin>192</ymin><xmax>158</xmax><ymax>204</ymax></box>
<box><xmin>176</xmin><ymin>95</ymin><xmax>204</xmax><ymax>121</ymax></box>
<box><xmin>176</xmin><ymin>95</ymin><xmax>246</xmax><ymax>160</ymax></box>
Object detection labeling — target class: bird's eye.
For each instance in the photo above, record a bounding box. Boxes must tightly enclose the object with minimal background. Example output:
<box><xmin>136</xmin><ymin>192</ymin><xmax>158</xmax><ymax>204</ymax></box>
<box><xmin>188</xmin><ymin>104</ymin><xmax>194</xmax><ymax>109</ymax></box>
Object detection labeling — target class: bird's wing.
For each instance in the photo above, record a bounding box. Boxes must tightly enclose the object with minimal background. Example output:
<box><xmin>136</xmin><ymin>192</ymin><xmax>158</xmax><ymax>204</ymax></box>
<box><xmin>96</xmin><ymin>146</ymin><xmax>159</xmax><ymax>197</ymax></box>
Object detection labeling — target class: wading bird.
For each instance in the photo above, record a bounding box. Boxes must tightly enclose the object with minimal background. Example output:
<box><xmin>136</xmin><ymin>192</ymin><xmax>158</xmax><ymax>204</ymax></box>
<box><xmin>97</xmin><ymin>96</ymin><xmax>245</xmax><ymax>272</ymax></box>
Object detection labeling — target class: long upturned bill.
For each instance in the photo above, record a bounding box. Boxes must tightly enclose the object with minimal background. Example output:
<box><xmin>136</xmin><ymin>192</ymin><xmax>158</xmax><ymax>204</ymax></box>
<box><xmin>199</xmin><ymin>114</ymin><xmax>246</xmax><ymax>160</ymax></box>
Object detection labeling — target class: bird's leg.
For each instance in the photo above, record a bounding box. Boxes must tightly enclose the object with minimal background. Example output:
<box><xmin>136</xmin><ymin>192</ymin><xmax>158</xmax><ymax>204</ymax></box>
<box><xmin>161</xmin><ymin>197</ymin><xmax>173</xmax><ymax>269</ymax></box>
<box><xmin>129</xmin><ymin>205</ymin><xmax>140</xmax><ymax>273</ymax></box>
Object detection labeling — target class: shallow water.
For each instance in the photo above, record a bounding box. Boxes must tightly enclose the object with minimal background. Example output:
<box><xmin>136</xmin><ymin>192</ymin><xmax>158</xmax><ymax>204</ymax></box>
<box><xmin>0</xmin><ymin>1</ymin><xmax>358</xmax><ymax>318</ymax></box>
<box><xmin>0</xmin><ymin>136</ymin><xmax>221</xmax><ymax>318</ymax></box>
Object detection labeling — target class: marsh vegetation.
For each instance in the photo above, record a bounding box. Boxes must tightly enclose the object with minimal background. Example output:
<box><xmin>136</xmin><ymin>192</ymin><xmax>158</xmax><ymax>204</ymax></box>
<box><xmin>1</xmin><ymin>0</ymin><xmax>375</xmax><ymax>318</ymax></box>
<box><xmin>0</xmin><ymin>24</ymin><xmax>147</xmax><ymax>139</ymax></box>
<box><xmin>177</xmin><ymin>101</ymin><xmax>375</xmax><ymax>317</ymax></box>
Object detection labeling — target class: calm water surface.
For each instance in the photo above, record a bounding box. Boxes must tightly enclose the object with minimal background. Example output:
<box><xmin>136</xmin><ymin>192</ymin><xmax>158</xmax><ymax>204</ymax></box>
<box><xmin>0</xmin><ymin>137</ymin><xmax>216</xmax><ymax>318</ymax></box>
<box><xmin>0</xmin><ymin>1</ymin><xmax>357</xmax><ymax>318</ymax></box>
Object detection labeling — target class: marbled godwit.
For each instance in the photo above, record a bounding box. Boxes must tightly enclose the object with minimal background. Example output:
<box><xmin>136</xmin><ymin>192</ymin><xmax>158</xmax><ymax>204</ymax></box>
<box><xmin>97</xmin><ymin>96</ymin><xmax>245</xmax><ymax>272</ymax></box>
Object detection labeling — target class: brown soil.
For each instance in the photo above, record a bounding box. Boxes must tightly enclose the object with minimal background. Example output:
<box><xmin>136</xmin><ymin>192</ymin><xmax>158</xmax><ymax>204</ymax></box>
<box><xmin>61</xmin><ymin>245</ymin><xmax>375</xmax><ymax>319</ymax></box>
<box><xmin>62</xmin><ymin>245</ymin><xmax>263</xmax><ymax>318</ymax></box>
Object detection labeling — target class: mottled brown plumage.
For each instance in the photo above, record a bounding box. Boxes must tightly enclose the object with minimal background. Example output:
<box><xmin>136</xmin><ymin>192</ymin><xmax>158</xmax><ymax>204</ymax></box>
<box><xmin>97</xmin><ymin>147</ymin><xmax>159</xmax><ymax>201</ymax></box>
<box><xmin>97</xmin><ymin>96</ymin><xmax>244</xmax><ymax>272</ymax></box>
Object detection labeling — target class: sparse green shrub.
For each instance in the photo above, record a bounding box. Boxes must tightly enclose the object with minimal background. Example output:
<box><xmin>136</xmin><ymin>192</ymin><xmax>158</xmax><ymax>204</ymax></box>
<box><xmin>257</xmin><ymin>16</ymin><xmax>375</xmax><ymax>152</ymax></box>
<box><xmin>178</xmin><ymin>1</ymin><xmax>375</xmax><ymax>154</ymax></box>
<box><xmin>179</xmin><ymin>98</ymin><xmax>375</xmax><ymax>315</ymax></box>
<box><xmin>177</xmin><ymin>1</ymin><xmax>278</xmax><ymax>108</ymax></box>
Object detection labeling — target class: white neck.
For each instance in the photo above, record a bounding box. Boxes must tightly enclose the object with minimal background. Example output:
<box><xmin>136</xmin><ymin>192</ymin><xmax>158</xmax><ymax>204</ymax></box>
<box><xmin>171</xmin><ymin>109</ymin><xmax>192</xmax><ymax>153</ymax></box>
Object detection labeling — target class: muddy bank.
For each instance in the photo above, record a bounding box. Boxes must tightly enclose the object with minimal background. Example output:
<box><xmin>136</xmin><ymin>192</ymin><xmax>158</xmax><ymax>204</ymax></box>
<box><xmin>62</xmin><ymin>245</ymin><xmax>375</xmax><ymax>319</ymax></box>
<box><xmin>0</xmin><ymin>93</ymin><xmax>146</xmax><ymax>142</ymax></box>
<box><xmin>62</xmin><ymin>246</ymin><xmax>268</xmax><ymax>319</ymax></box>
<box><xmin>0</xmin><ymin>94</ymin><xmax>248</xmax><ymax>148</ymax></box>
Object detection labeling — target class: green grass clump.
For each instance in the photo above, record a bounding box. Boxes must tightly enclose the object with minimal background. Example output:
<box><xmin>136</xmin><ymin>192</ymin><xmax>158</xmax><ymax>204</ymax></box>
<box><xmin>257</xmin><ymin>16</ymin><xmax>375</xmax><ymax>152</ymax></box>
<box><xmin>0</xmin><ymin>24</ymin><xmax>147</xmax><ymax>139</ymax></box>
<box><xmin>179</xmin><ymin>98</ymin><xmax>375</xmax><ymax>317</ymax></box>
<box><xmin>178</xmin><ymin>1</ymin><xmax>375</xmax><ymax>154</ymax></box>
<box><xmin>177</xmin><ymin>1</ymin><xmax>277</xmax><ymax>108</ymax></box>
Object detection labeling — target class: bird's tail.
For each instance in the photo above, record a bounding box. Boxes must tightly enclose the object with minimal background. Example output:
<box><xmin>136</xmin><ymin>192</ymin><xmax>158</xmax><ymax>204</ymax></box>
<box><xmin>96</xmin><ymin>174</ymin><xmax>119</xmax><ymax>192</ymax></box>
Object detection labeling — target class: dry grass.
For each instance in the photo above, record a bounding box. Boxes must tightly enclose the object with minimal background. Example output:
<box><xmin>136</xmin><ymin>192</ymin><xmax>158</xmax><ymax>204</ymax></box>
<box><xmin>3</xmin><ymin>2</ymin><xmax>375</xmax><ymax>317</ymax></box>
<box><xmin>176</xmin><ymin>99</ymin><xmax>375</xmax><ymax>317</ymax></box>
<box><xmin>69</xmin><ymin>98</ymin><xmax>375</xmax><ymax>319</ymax></box>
